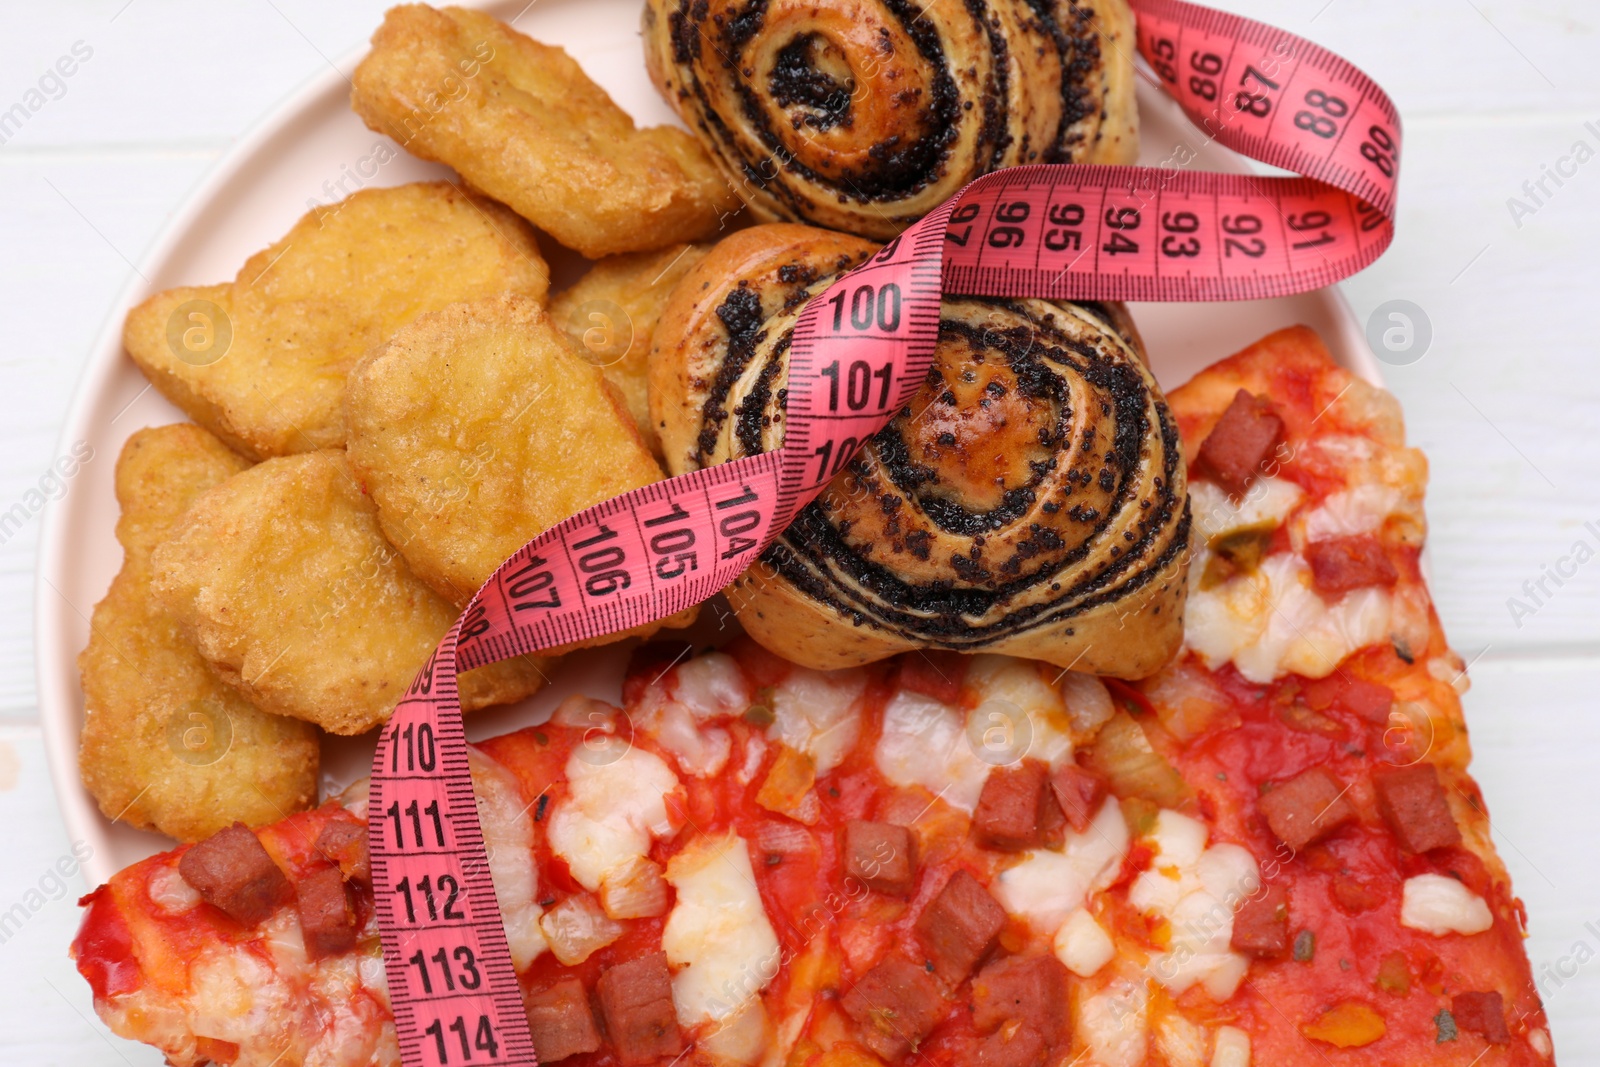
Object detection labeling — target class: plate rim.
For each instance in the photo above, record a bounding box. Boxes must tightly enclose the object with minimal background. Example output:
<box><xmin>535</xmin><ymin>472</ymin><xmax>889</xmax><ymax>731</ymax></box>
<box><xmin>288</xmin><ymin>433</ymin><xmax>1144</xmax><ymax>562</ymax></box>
<box><xmin>35</xmin><ymin>11</ymin><xmax>1386</xmax><ymax>887</ymax></box>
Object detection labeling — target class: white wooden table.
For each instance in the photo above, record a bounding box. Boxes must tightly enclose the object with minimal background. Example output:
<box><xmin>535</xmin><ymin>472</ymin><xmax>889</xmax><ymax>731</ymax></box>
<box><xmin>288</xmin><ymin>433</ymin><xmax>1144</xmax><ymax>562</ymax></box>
<box><xmin>2</xmin><ymin>2</ymin><xmax>1596</xmax><ymax>1063</ymax></box>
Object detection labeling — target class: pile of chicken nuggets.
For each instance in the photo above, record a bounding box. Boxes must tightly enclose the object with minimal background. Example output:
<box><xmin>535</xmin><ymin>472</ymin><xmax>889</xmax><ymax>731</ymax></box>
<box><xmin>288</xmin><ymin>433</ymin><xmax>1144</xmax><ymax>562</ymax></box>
<box><xmin>80</xmin><ymin>4</ymin><xmax>728</xmax><ymax>842</ymax></box>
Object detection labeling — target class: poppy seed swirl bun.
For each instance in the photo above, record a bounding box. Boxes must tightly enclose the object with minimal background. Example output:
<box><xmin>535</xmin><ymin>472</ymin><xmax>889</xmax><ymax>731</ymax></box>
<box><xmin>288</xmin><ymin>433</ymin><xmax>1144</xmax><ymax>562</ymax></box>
<box><xmin>652</xmin><ymin>225</ymin><xmax>1190</xmax><ymax>675</ymax></box>
<box><xmin>642</xmin><ymin>0</ymin><xmax>1139</xmax><ymax>239</ymax></box>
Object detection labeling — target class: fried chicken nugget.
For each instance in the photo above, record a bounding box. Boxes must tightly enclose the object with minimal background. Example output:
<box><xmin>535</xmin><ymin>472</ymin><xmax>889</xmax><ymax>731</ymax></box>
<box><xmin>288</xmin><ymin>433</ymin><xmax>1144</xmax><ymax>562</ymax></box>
<box><xmin>350</xmin><ymin>5</ymin><xmax>739</xmax><ymax>258</ymax></box>
<box><xmin>78</xmin><ymin>425</ymin><xmax>320</xmax><ymax>842</ymax></box>
<box><xmin>151</xmin><ymin>450</ymin><xmax>552</xmax><ymax>735</ymax></box>
<box><xmin>122</xmin><ymin>181</ymin><xmax>549</xmax><ymax>460</ymax></box>
<box><xmin>549</xmin><ymin>242</ymin><xmax>712</xmax><ymax>458</ymax></box>
<box><xmin>345</xmin><ymin>294</ymin><xmax>696</xmax><ymax>642</ymax></box>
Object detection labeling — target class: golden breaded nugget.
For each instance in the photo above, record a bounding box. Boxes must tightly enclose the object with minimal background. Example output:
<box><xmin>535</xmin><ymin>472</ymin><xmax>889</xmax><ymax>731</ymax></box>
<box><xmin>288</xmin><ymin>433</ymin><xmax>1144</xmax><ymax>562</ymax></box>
<box><xmin>151</xmin><ymin>450</ymin><xmax>551</xmax><ymax>735</ymax></box>
<box><xmin>78</xmin><ymin>425</ymin><xmax>319</xmax><ymax>841</ymax></box>
<box><xmin>549</xmin><ymin>242</ymin><xmax>712</xmax><ymax>458</ymax></box>
<box><xmin>350</xmin><ymin>5</ymin><xmax>739</xmax><ymax>257</ymax></box>
<box><xmin>123</xmin><ymin>181</ymin><xmax>549</xmax><ymax>460</ymax></box>
<box><xmin>345</xmin><ymin>295</ymin><xmax>696</xmax><ymax>643</ymax></box>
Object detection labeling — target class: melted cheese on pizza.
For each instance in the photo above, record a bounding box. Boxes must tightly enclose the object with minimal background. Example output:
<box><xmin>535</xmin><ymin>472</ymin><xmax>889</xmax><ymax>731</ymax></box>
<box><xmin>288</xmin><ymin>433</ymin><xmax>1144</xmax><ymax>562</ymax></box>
<box><xmin>1128</xmin><ymin>810</ymin><xmax>1257</xmax><ymax>1001</ymax></box>
<box><xmin>546</xmin><ymin>739</ymin><xmax>680</xmax><ymax>893</ymax></box>
<box><xmin>661</xmin><ymin>831</ymin><xmax>781</xmax><ymax>1027</ymax></box>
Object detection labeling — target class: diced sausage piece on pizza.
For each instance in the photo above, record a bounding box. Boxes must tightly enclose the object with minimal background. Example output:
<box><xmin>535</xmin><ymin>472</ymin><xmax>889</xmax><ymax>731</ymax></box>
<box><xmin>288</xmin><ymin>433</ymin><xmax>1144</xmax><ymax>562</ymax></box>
<box><xmin>177</xmin><ymin>822</ymin><xmax>293</xmax><ymax>925</ymax></box>
<box><xmin>526</xmin><ymin>976</ymin><xmax>602</xmax><ymax>1062</ymax></box>
<box><xmin>970</xmin><ymin>954</ymin><xmax>1068</xmax><ymax>1039</ymax></box>
<box><xmin>1257</xmin><ymin>768</ymin><xmax>1357</xmax><ymax>851</ymax></box>
<box><xmin>1194</xmin><ymin>389</ymin><xmax>1285</xmax><ymax>496</ymax></box>
<box><xmin>1373</xmin><ymin>763</ymin><xmax>1462</xmax><ymax>853</ymax></box>
<box><xmin>1230</xmin><ymin>883</ymin><xmax>1291</xmax><ymax>957</ymax></box>
<box><xmin>844</xmin><ymin>820</ymin><xmax>917</xmax><ymax>896</ymax></box>
<box><xmin>596</xmin><ymin>951</ymin><xmax>684</xmax><ymax>1065</ymax></box>
<box><xmin>1452</xmin><ymin>991</ymin><xmax>1510</xmax><ymax>1045</ymax></box>
<box><xmin>974</xmin><ymin>761</ymin><xmax>1055</xmax><ymax>851</ymax></box>
<box><xmin>294</xmin><ymin>866</ymin><xmax>357</xmax><ymax>959</ymax></box>
<box><xmin>1301</xmin><ymin>674</ymin><xmax>1395</xmax><ymax>724</ymax></box>
<box><xmin>915</xmin><ymin>870</ymin><xmax>1007</xmax><ymax>985</ymax></box>
<box><xmin>971</xmin><ymin>1022</ymin><xmax>1048</xmax><ymax>1067</ymax></box>
<box><xmin>1304</xmin><ymin>536</ymin><xmax>1399</xmax><ymax>596</ymax></box>
<box><xmin>314</xmin><ymin>819</ymin><xmax>371</xmax><ymax>884</ymax></box>
<box><xmin>1049</xmin><ymin>763</ymin><xmax>1108</xmax><ymax>833</ymax></box>
<box><xmin>841</xmin><ymin>955</ymin><xmax>946</xmax><ymax>1061</ymax></box>
<box><xmin>1341</xmin><ymin>679</ymin><xmax>1397</xmax><ymax>724</ymax></box>
<box><xmin>897</xmin><ymin>650</ymin><xmax>968</xmax><ymax>705</ymax></box>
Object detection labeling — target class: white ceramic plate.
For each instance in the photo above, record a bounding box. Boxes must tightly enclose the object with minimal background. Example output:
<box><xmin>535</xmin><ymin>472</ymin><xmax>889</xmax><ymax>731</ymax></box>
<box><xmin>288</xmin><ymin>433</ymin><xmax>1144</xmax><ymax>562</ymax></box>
<box><xmin>35</xmin><ymin>0</ymin><xmax>1383</xmax><ymax>886</ymax></box>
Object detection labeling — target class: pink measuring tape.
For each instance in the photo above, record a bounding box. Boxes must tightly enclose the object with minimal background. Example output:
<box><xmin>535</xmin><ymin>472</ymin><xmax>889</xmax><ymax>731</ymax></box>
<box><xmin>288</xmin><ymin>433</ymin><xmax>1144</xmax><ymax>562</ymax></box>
<box><xmin>368</xmin><ymin>1</ymin><xmax>1402</xmax><ymax>1062</ymax></box>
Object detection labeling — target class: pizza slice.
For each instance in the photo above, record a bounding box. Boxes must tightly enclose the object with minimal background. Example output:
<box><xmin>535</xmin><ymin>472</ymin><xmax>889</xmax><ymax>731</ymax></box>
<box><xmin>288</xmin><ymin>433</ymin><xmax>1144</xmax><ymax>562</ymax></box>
<box><xmin>72</xmin><ymin>327</ymin><xmax>1553</xmax><ymax>1066</ymax></box>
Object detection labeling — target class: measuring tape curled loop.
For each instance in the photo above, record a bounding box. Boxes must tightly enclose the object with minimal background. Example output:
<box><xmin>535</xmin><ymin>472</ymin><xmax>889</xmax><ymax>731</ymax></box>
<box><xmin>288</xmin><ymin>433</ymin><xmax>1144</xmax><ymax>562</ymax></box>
<box><xmin>369</xmin><ymin>1</ymin><xmax>1400</xmax><ymax>1063</ymax></box>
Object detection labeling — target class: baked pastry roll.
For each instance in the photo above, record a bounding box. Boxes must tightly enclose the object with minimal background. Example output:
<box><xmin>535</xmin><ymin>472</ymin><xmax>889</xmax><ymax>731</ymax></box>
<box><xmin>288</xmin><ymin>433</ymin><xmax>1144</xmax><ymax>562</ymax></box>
<box><xmin>652</xmin><ymin>224</ymin><xmax>1189</xmax><ymax>675</ymax></box>
<box><xmin>642</xmin><ymin>0</ymin><xmax>1139</xmax><ymax>239</ymax></box>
